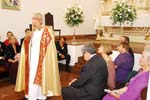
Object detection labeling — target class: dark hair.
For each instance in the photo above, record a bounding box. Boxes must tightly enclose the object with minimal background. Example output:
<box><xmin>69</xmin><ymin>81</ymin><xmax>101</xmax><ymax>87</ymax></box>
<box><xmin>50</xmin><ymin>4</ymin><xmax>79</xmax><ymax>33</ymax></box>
<box><xmin>119</xmin><ymin>42</ymin><xmax>129</xmax><ymax>51</ymax></box>
<box><xmin>7</xmin><ymin>31</ymin><xmax>13</xmax><ymax>34</ymax></box>
<box><xmin>60</xmin><ymin>37</ymin><xmax>67</xmax><ymax>41</ymax></box>
<box><xmin>122</xmin><ymin>36</ymin><xmax>130</xmax><ymax>43</ymax></box>
<box><xmin>25</xmin><ymin>28</ymin><xmax>30</xmax><ymax>33</ymax></box>
<box><xmin>106</xmin><ymin>51</ymin><xmax>113</xmax><ymax>55</ymax></box>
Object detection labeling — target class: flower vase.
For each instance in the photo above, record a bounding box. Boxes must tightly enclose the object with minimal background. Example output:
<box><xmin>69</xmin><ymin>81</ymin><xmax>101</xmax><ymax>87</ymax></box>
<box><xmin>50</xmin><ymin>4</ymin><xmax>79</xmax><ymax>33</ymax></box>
<box><xmin>72</xmin><ymin>27</ymin><xmax>76</xmax><ymax>41</ymax></box>
<box><xmin>72</xmin><ymin>26</ymin><xmax>78</xmax><ymax>44</ymax></box>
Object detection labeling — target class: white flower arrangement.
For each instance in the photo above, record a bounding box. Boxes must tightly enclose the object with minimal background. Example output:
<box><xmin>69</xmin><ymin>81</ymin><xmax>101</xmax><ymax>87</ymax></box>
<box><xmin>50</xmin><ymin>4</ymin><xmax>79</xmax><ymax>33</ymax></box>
<box><xmin>110</xmin><ymin>2</ymin><xmax>137</xmax><ymax>25</ymax></box>
<box><xmin>65</xmin><ymin>5</ymin><xmax>84</xmax><ymax>27</ymax></box>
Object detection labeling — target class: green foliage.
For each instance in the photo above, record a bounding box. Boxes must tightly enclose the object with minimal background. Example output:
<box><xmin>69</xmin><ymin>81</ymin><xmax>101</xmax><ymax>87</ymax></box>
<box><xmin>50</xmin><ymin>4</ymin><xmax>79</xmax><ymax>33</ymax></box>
<box><xmin>65</xmin><ymin>5</ymin><xmax>84</xmax><ymax>27</ymax></box>
<box><xmin>110</xmin><ymin>2</ymin><xmax>137</xmax><ymax>25</ymax></box>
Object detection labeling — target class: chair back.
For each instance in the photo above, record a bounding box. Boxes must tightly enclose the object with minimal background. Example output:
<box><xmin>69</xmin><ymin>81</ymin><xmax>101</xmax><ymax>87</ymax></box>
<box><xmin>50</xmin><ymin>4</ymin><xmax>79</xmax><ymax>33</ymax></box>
<box><xmin>45</xmin><ymin>12</ymin><xmax>54</xmax><ymax>30</ymax></box>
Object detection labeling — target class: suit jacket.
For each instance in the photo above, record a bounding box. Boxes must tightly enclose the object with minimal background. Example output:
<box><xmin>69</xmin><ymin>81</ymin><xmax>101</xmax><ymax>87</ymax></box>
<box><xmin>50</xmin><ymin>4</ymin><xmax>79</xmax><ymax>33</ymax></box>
<box><xmin>71</xmin><ymin>55</ymin><xmax>108</xmax><ymax>99</ymax></box>
<box><xmin>0</xmin><ymin>42</ymin><xmax>5</xmax><ymax>57</ymax></box>
<box><xmin>55</xmin><ymin>41</ymin><xmax>68</xmax><ymax>56</ymax></box>
<box><xmin>0</xmin><ymin>42</ymin><xmax>5</xmax><ymax>65</ymax></box>
<box><xmin>5</xmin><ymin>44</ymin><xmax>21</xmax><ymax>61</ymax></box>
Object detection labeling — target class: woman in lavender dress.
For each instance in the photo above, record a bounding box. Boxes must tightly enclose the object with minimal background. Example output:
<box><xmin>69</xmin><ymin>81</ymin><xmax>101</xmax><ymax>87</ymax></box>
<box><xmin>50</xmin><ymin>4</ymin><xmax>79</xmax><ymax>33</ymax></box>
<box><xmin>115</xmin><ymin>42</ymin><xmax>134</xmax><ymax>83</ymax></box>
<box><xmin>103</xmin><ymin>44</ymin><xmax>150</xmax><ymax>100</ymax></box>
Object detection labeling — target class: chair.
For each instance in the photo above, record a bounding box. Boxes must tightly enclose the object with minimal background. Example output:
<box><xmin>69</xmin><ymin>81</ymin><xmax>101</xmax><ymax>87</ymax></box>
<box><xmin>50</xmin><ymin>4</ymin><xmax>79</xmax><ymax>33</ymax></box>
<box><xmin>141</xmin><ymin>87</ymin><xmax>147</xmax><ymax>100</ymax></box>
<box><xmin>45</xmin><ymin>12</ymin><xmax>61</xmax><ymax>40</ymax></box>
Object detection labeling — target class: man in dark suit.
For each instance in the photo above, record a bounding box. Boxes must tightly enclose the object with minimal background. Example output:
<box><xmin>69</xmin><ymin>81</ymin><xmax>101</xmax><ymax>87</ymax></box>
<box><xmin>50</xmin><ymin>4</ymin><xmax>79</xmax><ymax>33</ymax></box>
<box><xmin>55</xmin><ymin>37</ymin><xmax>71</xmax><ymax>72</ymax></box>
<box><xmin>62</xmin><ymin>45</ymin><xmax>108</xmax><ymax>100</ymax></box>
<box><xmin>0</xmin><ymin>38</ymin><xmax>5</xmax><ymax>66</ymax></box>
<box><xmin>20</xmin><ymin>28</ymin><xmax>30</xmax><ymax>47</ymax></box>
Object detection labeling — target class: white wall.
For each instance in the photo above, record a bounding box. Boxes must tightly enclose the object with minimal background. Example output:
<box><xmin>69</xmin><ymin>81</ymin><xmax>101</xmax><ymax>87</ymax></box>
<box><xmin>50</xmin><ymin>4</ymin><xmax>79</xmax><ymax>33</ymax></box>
<box><xmin>0</xmin><ymin>0</ymin><xmax>100</xmax><ymax>42</ymax></box>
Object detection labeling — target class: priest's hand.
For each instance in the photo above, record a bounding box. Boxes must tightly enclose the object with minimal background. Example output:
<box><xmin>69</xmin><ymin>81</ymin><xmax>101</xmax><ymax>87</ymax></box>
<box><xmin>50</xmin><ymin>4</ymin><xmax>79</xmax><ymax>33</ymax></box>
<box><xmin>69</xmin><ymin>79</ymin><xmax>77</xmax><ymax>86</ymax></box>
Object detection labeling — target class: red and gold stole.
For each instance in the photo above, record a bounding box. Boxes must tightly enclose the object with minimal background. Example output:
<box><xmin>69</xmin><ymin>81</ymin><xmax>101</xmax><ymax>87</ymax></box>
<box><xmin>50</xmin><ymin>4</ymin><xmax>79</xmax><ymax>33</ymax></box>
<box><xmin>24</xmin><ymin>28</ymin><xmax>51</xmax><ymax>94</ymax></box>
<box><xmin>23</xmin><ymin>36</ymin><xmax>31</xmax><ymax>94</ymax></box>
<box><xmin>34</xmin><ymin>28</ymin><xmax>52</xmax><ymax>85</ymax></box>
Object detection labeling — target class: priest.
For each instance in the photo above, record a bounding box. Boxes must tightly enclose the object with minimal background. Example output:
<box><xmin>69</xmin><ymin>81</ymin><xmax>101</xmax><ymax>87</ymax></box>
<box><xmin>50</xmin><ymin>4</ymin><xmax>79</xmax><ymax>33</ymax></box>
<box><xmin>15</xmin><ymin>13</ymin><xmax>61</xmax><ymax>100</ymax></box>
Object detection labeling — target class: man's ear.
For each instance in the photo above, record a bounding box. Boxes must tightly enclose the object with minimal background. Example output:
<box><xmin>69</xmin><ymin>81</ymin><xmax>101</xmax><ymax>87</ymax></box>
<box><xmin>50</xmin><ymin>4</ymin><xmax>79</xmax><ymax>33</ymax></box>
<box><xmin>86</xmin><ymin>52</ymin><xmax>91</xmax><ymax>57</ymax></box>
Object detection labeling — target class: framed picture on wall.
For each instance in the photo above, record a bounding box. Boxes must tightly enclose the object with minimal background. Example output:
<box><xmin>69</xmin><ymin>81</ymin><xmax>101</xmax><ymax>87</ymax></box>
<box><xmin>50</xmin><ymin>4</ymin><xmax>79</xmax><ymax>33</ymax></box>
<box><xmin>1</xmin><ymin>0</ymin><xmax>20</xmax><ymax>10</ymax></box>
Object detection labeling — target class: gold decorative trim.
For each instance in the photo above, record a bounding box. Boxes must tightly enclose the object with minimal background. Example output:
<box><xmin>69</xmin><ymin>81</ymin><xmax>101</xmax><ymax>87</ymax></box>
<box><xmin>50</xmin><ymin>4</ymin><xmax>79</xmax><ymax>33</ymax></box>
<box><xmin>104</xmin><ymin>26</ymin><xmax>150</xmax><ymax>35</ymax></box>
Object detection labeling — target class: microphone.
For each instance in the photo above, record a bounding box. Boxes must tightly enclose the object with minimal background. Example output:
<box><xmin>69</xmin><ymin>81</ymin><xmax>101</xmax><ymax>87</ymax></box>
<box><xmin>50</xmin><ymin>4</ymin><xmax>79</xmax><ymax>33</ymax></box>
<box><xmin>29</xmin><ymin>24</ymin><xmax>32</xmax><ymax>31</ymax></box>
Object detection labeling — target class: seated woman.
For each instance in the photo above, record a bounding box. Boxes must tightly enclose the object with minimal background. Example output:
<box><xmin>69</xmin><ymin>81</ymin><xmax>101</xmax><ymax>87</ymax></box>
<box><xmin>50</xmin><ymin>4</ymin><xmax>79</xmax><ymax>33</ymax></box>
<box><xmin>103</xmin><ymin>44</ymin><xmax>150</xmax><ymax>100</ymax></box>
<box><xmin>5</xmin><ymin>36</ymin><xmax>20</xmax><ymax>84</ymax></box>
<box><xmin>3</xmin><ymin>31</ymin><xmax>19</xmax><ymax>46</ymax></box>
<box><xmin>4</xmin><ymin>31</ymin><xmax>13</xmax><ymax>46</ymax></box>
<box><xmin>115</xmin><ymin>42</ymin><xmax>134</xmax><ymax>84</ymax></box>
<box><xmin>98</xmin><ymin>44</ymin><xmax>116</xmax><ymax>90</ymax></box>
<box><xmin>0</xmin><ymin>39</ymin><xmax>5</xmax><ymax>66</ymax></box>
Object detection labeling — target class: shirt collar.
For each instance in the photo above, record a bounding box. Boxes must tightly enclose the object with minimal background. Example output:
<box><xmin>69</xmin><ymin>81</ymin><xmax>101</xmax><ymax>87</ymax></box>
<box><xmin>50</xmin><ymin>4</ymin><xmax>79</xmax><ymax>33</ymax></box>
<box><xmin>89</xmin><ymin>53</ymin><xmax>96</xmax><ymax>60</ymax></box>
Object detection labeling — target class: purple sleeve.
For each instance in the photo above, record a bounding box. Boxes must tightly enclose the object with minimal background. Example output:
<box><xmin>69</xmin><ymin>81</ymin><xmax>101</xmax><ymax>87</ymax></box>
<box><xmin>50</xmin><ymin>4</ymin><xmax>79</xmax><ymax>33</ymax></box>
<box><xmin>120</xmin><ymin>72</ymin><xmax>149</xmax><ymax>100</ymax></box>
<box><xmin>114</xmin><ymin>53</ymin><xmax>133</xmax><ymax>70</ymax></box>
<box><xmin>114</xmin><ymin>54</ymin><xmax>122</xmax><ymax>67</ymax></box>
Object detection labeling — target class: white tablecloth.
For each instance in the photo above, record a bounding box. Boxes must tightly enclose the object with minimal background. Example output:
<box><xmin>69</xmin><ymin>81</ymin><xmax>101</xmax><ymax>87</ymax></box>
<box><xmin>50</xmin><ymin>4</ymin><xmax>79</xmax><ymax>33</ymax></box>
<box><xmin>68</xmin><ymin>44</ymin><xmax>85</xmax><ymax>66</ymax></box>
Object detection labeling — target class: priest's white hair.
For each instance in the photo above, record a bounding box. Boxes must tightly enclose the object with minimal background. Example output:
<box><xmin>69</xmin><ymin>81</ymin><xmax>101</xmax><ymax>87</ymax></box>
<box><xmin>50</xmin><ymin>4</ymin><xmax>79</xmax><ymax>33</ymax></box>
<box><xmin>33</xmin><ymin>13</ymin><xmax>43</xmax><ymax>20</ymax></box>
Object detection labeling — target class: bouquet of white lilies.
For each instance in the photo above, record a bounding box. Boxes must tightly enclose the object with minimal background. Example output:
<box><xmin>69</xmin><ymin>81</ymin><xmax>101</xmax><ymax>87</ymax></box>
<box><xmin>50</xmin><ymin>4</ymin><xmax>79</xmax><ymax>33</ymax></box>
<box><xmin>65</xmin><ymin>5</ymin><xmax>84</xmax><ymax>27</ymax></box>
<box><xmin>110</xmin><ymin>2</ymin><xmax>137</xmax><ymax>25</ymax></box>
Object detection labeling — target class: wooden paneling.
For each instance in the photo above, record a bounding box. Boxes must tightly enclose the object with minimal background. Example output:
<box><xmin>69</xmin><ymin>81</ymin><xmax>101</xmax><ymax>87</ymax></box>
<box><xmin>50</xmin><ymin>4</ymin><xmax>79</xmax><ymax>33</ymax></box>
<box><xmin>55</xmin><ymin>34</ymin><xmax>96</xmax><ymax>40</ymax></box>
